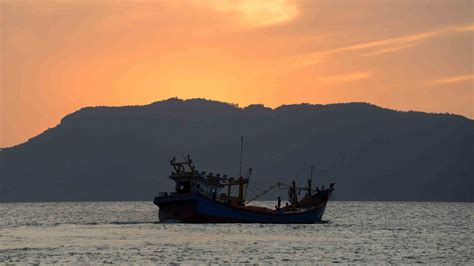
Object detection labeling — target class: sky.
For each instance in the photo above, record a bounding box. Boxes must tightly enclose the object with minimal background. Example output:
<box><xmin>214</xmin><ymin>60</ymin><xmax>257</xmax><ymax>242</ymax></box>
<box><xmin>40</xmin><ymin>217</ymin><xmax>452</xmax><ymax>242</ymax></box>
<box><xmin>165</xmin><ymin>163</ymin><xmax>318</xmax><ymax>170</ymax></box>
<box><xmin>1</xmin><ymin>0</ymin><xmax>473</xmax><ymax>147</ymax></box>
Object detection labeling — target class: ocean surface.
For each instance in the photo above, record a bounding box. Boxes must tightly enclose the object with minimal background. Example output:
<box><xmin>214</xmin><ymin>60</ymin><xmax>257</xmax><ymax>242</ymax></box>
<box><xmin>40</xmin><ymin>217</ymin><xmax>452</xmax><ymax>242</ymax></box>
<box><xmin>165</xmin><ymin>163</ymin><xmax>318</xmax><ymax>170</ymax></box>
<box><xmin>0</xmin><ymin>201</ymin><xmax>472</xmax><ymax>264</ymax></box>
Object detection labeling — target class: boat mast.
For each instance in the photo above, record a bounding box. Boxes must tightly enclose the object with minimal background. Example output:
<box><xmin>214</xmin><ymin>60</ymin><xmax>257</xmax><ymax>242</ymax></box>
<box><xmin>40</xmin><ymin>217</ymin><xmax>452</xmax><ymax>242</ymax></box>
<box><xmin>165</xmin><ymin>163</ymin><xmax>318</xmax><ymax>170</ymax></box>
<box><xmin>291</xmin><ymin>180</ymin><xmax>297</xmax><ymax>207</ymax></box>
<box><xmin>239</xmin><ymin>177</ymin><xmax>245</xmax><ymax>204</ymax></box>
<box><xmin>239</xmin><ymin>136</ymin><xmax>243</xmax><ymax>178</ymax></box>
<box><xmin>243</xmin><ymin>168</ymin><xmax>251</xmax><ymax>201</ymax></box>
<box><xmin>238</xmin><ymin>136</ymin><xmax>245</xmax><ymax>204</ymax></box>
<box><xmin>308</xmin><ymin>165</ymin><xmax>313</xmax><ymax>196</ymax></box>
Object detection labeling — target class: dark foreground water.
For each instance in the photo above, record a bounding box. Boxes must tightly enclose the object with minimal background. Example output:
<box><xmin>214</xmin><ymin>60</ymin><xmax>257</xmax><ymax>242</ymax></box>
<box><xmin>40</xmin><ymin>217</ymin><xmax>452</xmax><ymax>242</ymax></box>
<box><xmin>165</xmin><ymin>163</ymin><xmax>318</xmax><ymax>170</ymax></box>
<box><xmin>0</xmin><ymin>201</ymin><xmax>472</xmax><ymax>264</ymax></box>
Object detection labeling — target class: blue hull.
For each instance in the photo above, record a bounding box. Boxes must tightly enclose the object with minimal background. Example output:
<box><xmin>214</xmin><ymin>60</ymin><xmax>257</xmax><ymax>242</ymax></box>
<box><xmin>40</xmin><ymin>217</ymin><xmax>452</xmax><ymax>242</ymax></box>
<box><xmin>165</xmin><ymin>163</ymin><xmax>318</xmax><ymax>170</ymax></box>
<box><xmin>154</xmin><ymin>193</ymin><xmax>329</xmax><ymax>224</ymax></box>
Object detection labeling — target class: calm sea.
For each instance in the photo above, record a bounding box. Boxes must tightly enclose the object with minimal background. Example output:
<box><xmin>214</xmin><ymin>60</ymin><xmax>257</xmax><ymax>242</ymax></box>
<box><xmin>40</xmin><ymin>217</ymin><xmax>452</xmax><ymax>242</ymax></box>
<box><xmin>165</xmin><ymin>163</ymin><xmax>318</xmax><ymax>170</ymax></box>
<box><xmin>0</xmin><ymin>201</ymin><xmax>472</xmax><ymax>264</ymax></box>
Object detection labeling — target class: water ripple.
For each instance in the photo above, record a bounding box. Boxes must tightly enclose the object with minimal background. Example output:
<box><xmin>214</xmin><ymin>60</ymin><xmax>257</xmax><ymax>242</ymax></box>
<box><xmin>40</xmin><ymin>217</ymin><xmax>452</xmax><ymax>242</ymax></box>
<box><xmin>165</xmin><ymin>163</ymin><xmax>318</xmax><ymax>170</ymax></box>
<box><xmin>0</xmin><ymin>201</ymin><xmax>472</xmax><ymax>263</ymax></box>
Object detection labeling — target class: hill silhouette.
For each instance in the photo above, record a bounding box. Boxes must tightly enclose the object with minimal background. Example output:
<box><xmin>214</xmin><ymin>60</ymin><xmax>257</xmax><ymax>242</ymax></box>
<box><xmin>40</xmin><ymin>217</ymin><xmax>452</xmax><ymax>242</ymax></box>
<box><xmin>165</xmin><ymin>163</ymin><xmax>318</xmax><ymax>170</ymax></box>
<box><xmin>1</xmin><ymin>98</ymin><xmax>473</xmax><ymax>202</ymax></box>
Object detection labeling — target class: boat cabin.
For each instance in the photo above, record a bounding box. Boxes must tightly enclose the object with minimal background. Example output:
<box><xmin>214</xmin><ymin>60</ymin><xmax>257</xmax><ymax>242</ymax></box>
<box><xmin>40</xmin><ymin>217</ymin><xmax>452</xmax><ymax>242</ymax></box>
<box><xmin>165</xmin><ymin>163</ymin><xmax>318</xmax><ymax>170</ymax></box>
<box><xmin>169</xmin><ymin>156</ymin><xmax>249</xmax><ymax>204</ymax></box>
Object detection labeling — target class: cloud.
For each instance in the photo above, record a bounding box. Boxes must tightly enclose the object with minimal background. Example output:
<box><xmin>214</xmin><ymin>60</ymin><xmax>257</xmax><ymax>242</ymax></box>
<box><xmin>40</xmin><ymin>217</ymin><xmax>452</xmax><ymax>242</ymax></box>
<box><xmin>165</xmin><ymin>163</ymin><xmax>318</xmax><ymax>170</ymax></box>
<box><xmin>330</xmin><ymin>31</ymin><xmax>436</xmax><ymax>55</ymax></box>
<box><xmin>309</xmin><ymin>72</ymin><xmax>370</xmax><ymax>84</ymax></box>
<box><xmin>455</xmin><ymin>24</ymin><xmax>474</xmax><ymax>32</ymax></box>
<box><xmin>292</xmin><ymin>23</ymin><xmax>474</xmax><ymax>67</ymax></box>
<box><xmin>204</xmin><ymin>0</ymin><xmax>299</xmax><ymax>27</ymax></box>
<box><xmin>360</xmin><ymin>43</ymin><xmax>417</xmax><ymax>56</ymax></box>
<box><xmin>429</xmin><ymin>75</ymin><xmax>474</xmax><ymax>85</ymax></box>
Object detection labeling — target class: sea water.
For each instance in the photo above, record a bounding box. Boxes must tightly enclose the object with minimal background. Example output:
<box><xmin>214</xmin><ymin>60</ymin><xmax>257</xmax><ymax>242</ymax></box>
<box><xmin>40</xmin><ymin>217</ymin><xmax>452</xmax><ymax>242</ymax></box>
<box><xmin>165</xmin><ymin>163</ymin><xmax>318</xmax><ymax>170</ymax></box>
<box><xmin>0</xmin><ymin>201</ymin><xmax>472</xmax><ymax>264</ymax></box>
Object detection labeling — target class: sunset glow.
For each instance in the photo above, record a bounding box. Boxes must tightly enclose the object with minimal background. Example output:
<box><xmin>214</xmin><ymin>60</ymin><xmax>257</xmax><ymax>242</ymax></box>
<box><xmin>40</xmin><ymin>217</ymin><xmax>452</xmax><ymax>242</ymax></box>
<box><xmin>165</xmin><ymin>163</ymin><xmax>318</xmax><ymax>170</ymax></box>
<box><xmin>1</xmin><ymin>0</ymin><xmax>473</xmax><ymax>147</ymax></box>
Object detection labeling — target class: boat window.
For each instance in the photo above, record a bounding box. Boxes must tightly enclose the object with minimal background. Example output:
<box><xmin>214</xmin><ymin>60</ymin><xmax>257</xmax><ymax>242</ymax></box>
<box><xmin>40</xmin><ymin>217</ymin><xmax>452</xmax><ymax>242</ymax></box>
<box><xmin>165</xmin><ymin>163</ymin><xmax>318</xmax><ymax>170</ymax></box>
<box><xmin>176</xmin><ymin>181</ymin><xmax>192</xmax><ymax>193</ymax></box>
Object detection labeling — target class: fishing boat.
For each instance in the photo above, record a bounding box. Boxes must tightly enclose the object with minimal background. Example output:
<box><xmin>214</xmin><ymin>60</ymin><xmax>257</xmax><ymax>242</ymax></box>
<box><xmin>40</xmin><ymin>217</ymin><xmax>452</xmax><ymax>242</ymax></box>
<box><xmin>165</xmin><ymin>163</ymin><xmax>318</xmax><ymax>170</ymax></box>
<box><xmin>154</xmin><ymin>145</ymin><xmax>335</xmax><ymax>223</ymax></box>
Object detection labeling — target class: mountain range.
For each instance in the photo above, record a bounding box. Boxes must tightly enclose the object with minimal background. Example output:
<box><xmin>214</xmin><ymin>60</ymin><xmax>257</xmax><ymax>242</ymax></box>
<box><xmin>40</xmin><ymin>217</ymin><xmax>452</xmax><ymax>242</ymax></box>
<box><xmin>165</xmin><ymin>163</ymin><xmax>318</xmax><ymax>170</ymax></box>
<box><xmin>1</xmin><ymin>98</ymin><xmax>473</xmax><ymax>202</ymax></box>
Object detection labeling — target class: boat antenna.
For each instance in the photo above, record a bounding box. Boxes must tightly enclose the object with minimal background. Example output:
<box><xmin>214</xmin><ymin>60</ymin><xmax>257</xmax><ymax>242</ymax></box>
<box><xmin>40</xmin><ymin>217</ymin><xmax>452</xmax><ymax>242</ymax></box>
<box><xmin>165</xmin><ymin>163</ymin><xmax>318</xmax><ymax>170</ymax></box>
<box><xmin>239</xmin><ymin>136</ymin><xmax>244</xmax><ymax>177</ymax></box>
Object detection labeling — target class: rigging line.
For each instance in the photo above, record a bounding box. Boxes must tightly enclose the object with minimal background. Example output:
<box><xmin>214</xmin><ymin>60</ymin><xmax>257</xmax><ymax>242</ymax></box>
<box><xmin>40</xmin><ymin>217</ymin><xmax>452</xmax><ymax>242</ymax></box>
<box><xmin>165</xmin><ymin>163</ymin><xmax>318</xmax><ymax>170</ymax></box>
<box><xmin>251</xmin><ymin>181</ymin><xmax>277</xmax><ymax>186</ymax></box>
<box><xmin>249</xmin><ymin>186</ymin><xmax>274</xmax><ymax>195</ymax></box>
<box><xmin>245</xmin><ymin>182</ymin><xmax>282</xmax><ymax>204</ymax></box>
<box><xmin>248</xmin><ymin>188</ymin><xmax>265</xmax><ymax>195</ymax></box>
<box><xmin>293</xmin><ymin>164</ymin><xmax>314</xmax><ymax>184</ymax></box>
<box><xmin>250</xmin><ymin>185</ymin><xmax>264</xmax><ymax>193</ymax></box>
<box><xmin>255</xmin><ymin>182</ymin><xmax>287</xmax><ymax>189</ymax></box>
<box><xmin>246</xmin><ymin>182</ymin><xmax>265</xmax><ymax>187</ymax></box>
<box><xmin>246</xmin><ymin>184</ymin><xmax>262</xmax><ymax>190</ymax></box>
<box><xmin>249</xmin><ymin>183</ymin><xmax>267</xmax><ymax>191</ymax></box>
<box><xmin>250</xmin><ymin>183</ymin><xmax>278</xmax><ymax>190</ymax></box>
<box><xmin>252</xmin><ymin>180</ymin><xmax>280</xmax><ymax>185</ymax></box>
<box><xmin>247</xmin><ymin>185</ymin><xmax>261</xmax><ymax>194</ymax></box>
<box><xmin>246</xmin><ymin>186</ymin><xmax>260</xmax><ymax>197</ymax></box>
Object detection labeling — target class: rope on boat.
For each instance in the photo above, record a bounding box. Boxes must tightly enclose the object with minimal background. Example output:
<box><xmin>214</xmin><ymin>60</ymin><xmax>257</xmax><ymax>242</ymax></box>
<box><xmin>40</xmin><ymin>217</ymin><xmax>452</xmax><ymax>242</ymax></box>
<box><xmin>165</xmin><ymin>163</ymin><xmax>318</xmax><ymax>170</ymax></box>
<box><xmin>244</xmin><ymin>182</ymin><xmax>284</xmax><ymax>204</ymax></box>
<box><xmin>245</xmin><ymin>186</ymin><xmax>261</xmax><ymax>199</ymax></box>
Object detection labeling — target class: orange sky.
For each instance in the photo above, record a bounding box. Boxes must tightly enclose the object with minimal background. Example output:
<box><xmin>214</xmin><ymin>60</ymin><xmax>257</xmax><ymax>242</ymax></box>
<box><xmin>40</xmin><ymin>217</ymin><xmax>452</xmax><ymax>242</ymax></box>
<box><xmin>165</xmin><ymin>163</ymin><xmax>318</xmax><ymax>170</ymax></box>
<box><xmin>1</xmin><ymin>0</ymin><xmax>473</xmax><ymax>147</ymax></box>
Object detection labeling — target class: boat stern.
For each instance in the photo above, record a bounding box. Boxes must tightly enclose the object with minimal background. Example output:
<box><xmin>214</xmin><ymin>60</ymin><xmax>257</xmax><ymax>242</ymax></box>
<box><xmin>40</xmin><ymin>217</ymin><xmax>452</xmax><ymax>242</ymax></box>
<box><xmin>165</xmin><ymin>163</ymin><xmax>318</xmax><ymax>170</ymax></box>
<box><xmin>154</xmin><ymin>193</ymin><xmax>200</xmax><ymax>222</ymax></box>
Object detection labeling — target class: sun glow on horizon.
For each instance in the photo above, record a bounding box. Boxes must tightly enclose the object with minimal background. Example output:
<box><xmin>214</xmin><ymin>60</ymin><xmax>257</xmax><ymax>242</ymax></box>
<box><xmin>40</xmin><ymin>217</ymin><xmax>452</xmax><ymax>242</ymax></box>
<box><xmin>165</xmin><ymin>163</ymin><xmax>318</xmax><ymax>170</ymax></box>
<box><xmin>1</xmin><ymin>0</ymin><xmax>473</xmax><ymax>147</ymax></box>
